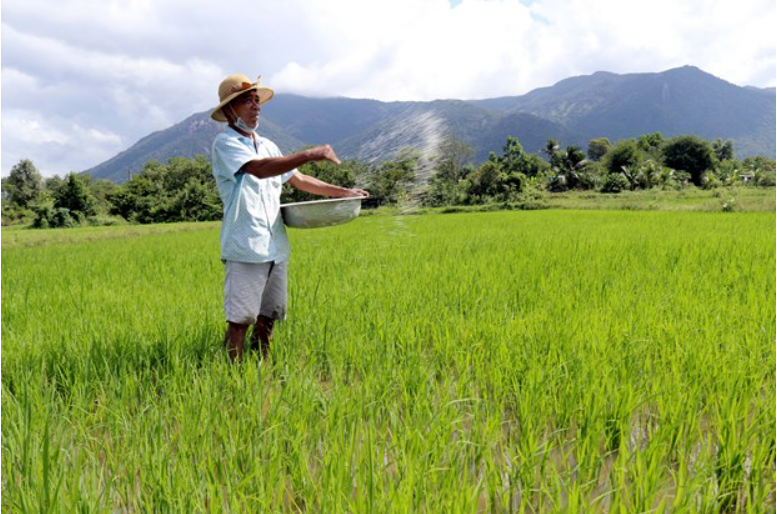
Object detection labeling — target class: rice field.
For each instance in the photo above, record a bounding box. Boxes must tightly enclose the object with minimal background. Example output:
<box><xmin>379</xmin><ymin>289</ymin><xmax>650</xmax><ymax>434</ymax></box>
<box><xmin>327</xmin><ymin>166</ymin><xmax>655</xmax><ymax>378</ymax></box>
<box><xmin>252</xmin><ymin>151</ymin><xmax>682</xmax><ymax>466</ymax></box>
<box><xmin>2</xmin><ymin>210</ymin><xmax>775</xmax><ymax>512</ymax></box>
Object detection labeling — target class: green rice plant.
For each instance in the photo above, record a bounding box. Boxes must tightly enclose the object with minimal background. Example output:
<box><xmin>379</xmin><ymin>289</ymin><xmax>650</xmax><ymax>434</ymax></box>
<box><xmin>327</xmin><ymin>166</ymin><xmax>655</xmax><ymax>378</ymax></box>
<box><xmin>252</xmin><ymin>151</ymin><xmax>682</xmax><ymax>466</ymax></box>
<box><xmin>2</xmin><ymin>210</ymin><xmax>774</xmax><ymax>512</ymax></box>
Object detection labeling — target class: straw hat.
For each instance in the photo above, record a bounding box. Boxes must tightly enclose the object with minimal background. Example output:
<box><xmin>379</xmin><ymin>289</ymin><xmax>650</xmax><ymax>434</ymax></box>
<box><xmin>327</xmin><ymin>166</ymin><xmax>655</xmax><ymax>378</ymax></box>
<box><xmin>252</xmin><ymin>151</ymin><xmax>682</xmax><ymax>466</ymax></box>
<box><xmin>211</xmin><ymin>74</ymin><xmax>274</xmax><ymax>123</ymax></box>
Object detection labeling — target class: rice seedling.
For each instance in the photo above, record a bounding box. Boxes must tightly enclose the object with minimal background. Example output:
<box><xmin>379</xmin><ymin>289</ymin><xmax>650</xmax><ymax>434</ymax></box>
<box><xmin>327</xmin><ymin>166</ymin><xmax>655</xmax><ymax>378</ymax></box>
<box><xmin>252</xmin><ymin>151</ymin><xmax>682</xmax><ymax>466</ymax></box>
<box><xmin>2</xmin><ymin>210</ymin><xmax>774</xmax><ymax>512</ymax></box>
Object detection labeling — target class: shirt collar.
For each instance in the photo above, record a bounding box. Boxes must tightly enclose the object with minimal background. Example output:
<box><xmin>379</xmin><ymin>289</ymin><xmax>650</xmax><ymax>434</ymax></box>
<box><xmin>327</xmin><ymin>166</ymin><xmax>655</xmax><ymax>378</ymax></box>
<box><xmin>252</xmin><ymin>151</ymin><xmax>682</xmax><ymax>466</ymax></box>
<box><xmin>226</xmin><ymin>125</ymin><xmax>255</xmax><ymax>142</ymax></box>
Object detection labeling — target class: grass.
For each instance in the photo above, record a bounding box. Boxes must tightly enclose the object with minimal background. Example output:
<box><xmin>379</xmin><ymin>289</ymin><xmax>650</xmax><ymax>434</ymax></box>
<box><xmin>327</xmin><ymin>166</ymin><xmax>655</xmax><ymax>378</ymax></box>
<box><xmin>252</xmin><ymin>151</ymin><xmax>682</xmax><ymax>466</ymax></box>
<box><xmin>2</xmin><ymin>209</ymin><xmax>775</xmax><ymax>512</ymax></box>
<box><xmin>540</xmin><ymin>187</ymin><xmax>775</xmax><ymax>212</ymax></box>
<box><xmin>0</xmin><ymin>221</ymin><xmax>221</xmax><ymax>250</ymax></box>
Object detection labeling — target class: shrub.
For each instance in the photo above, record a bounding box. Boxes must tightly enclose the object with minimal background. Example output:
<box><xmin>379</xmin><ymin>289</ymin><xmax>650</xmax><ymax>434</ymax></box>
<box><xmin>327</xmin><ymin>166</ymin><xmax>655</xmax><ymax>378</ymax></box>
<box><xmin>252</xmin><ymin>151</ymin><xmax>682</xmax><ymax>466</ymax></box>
<box><xmin>756</xmin><ymin>172</ymin><xmax>776</xmax><ymax>187</ymax></box>
<box><xmin>662</xmin><ymin>135</ymin><xmax>715</xmax><ymax>186</ymax></box>
<box><xmin>32</xmin><ymin>205</ymin><xmax>83</xmax><ymax>228</ymax></box>
<box><xmin>600</xmin><ymin>173</ymin><xmax>630</xmax><ymax>193</ymax></box>
<box><xmin>87</xmin><ymin>215</ymin><xmax>127</xmax><ymax>227</ymax></box>
<box><xmin>605</xmin><ymin>140</ymin><xmax>642</xmax><ymax>175</ymax></box>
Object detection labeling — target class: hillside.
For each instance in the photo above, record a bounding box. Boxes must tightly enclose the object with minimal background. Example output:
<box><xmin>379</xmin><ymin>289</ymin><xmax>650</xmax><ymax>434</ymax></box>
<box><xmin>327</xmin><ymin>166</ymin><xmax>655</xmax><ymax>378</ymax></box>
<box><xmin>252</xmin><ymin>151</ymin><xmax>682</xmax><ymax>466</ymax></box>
<box><xmin>470</xmin><ymin>66</ymin><xmax>775</xmax><ymax>157</ymax></box>
<box><xmin>84</xmin><ymin>66</ymin><xmax>776</xmax><ymax>183</ymax></box>
<box><xmin>85</xmin><ymin>112</ymin><xmax>304</xmax><ymax>183</ymax></box>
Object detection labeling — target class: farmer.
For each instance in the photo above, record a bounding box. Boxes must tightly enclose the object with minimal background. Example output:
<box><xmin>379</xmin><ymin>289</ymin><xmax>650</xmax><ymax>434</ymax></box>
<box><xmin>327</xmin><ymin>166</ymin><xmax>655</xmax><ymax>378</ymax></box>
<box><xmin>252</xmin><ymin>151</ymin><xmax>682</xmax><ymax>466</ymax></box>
<box><xmin>210</xmin><ymin>74</ymin><xmax>368</xmax><ymax>361</ymax></box>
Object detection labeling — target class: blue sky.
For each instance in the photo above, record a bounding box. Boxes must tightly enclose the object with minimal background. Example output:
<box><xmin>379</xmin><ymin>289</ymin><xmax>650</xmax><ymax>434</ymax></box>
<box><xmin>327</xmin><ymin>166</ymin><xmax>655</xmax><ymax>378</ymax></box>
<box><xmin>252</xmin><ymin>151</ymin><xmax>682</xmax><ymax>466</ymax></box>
<box><xmin>2</xmin><ymin>0</ymin><xmax>774</xmax><ymax>177</ymax></box>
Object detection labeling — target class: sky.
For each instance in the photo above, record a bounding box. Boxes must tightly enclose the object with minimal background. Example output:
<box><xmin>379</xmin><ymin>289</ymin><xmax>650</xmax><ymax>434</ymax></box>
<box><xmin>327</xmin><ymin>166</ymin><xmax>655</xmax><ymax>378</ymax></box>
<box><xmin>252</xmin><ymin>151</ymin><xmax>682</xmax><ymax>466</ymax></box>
<box><xmin>1</xmin><ymin>0</ymin><xmax>775</xmax><ymax>177</ymax></box>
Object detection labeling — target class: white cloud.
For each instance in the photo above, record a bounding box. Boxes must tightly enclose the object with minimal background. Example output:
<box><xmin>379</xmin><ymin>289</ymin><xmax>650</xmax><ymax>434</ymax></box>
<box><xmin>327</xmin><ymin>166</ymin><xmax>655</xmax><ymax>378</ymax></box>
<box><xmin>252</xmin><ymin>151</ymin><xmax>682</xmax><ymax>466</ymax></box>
<box><xmin>268</xmin><ymin>0</ymin><xmax>775</xmax><ymax>100</ymax></box>
<box><xmin>2</xmin><ymin>109</ymin><xmax>124</xmax><ymax>175</ymax></box>
<box><xmin>1</xmin><ymin>0</ymin><xmax>774</xmax><ymax>176</ymax></box>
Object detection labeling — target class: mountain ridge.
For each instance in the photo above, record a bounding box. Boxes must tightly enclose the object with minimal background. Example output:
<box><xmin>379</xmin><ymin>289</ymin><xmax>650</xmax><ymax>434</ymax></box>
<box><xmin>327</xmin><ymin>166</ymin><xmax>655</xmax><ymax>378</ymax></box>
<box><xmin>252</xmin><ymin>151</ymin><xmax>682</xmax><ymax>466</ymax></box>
<box><xmin>83</xmin><ymin>66</ymin><xmax>776</xmax><ymax>183</ymax></box>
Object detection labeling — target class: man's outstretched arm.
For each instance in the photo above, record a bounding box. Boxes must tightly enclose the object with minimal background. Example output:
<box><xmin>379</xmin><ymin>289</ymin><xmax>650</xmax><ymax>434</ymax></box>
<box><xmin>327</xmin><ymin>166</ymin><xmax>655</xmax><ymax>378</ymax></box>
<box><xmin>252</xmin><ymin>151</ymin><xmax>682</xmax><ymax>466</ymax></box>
<box><xmin>240</xmin><ymin>145</ymin><xmax>341</xmax><ymax>179</ymax></box>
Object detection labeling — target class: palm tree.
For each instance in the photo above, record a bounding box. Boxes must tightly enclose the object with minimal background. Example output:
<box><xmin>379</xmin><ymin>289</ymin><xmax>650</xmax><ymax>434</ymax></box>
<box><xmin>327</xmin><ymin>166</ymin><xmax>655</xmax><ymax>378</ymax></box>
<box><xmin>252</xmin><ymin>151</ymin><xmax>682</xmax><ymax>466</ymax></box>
<box><xmin>549</xmin><ymin>145</ymin><xmax>588</xmax><ymax>190</ymax></box>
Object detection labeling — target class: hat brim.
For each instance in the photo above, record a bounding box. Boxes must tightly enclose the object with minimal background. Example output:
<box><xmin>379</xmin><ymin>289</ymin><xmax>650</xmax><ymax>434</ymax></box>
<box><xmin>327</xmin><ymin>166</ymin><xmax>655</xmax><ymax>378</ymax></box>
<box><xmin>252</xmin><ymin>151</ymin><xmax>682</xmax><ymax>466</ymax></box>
<box><xmin>211</xmin><ymin>85</ymin><xmax>274</xmax><ymax>123</ymax></box>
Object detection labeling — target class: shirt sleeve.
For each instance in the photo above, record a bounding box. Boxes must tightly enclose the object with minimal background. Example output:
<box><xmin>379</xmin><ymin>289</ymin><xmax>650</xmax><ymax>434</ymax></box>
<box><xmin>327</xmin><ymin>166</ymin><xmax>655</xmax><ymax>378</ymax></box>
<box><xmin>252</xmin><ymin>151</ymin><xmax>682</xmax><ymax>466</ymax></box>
<box><xmin>212</xmin><ymin>134</ymin><xmax>257</xmax><ymax>179</ymax></box>
<box><xmin>262</xmin><ymin>138</ymin><xmax>298</xmax><ymax>183</ymax></box>
<box><xmin>281</xmin><ymin>169</ymin><xmax>298</xmax><ymax>184</ymax></box>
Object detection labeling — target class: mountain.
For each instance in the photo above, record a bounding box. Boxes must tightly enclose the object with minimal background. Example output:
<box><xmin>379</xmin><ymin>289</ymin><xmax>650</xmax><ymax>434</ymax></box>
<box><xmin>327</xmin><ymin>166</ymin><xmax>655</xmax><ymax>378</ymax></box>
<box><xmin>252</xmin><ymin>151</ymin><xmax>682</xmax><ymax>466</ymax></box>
<box><xmin>84</xmin><ymin>66</ymin><xmax>775</xmax><ymax>183</ymax></box>
<box><xmin>258</xmin><ymin>94</ymin><xmax>406</xmax><ymax>144</ymax></box>
<box><xmin>84</xmin><ymin>112</ymin><xmax>304</xmax><ymax>183</ymax></box>
<box><xmin>470</xmin><ymin>66</ymin><xmax>775</xmax><ymax>158</ymax></box>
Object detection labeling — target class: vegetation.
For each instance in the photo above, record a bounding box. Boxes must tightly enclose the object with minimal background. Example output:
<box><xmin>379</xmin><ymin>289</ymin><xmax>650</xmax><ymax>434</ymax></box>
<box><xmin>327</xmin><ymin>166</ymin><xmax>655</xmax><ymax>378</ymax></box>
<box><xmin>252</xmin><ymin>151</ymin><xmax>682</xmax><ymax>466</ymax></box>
<box><xmin>362</xmin><ymin>148</ymin><xmax>421</xmax><ymax>207</ymax></box>
<box><xmin>2</xmin><ymin>159</ymin><xmax>44</xmax><ymax>225</ymax></box>
<box><xmin>106</xmin><ymin>155</ymin><xmax>221</xmax><ymax>224</ymax></box>
<box><xmin>3</xmin><ymin>132</ymin><xmax>775</xmax><ymax>228</ymax></box>
<box><xmin>2</xmin><ymin>160</ymin><xmax>121</xmax><ymax>228</ymax></box>
<box><xmin>281</xmin><ymin>157</ymin><xmax>366</xmax><ymax>204</ymax></box>
<box><xmin>422</xmin><ymin>132</ymin><xmax>775</xmax><ymax>208</ymax></box>
<box><xmin>2</xmin><ymin>210</ymin><xmax>774</xmax><ymax>511</ymax></box>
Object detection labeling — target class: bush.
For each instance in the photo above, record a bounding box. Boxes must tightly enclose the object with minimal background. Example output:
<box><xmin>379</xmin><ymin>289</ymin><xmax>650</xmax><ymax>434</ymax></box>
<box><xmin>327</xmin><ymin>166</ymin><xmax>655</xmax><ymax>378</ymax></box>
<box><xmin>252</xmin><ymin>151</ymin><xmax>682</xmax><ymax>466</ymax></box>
<box><xmin>365</xmin><ymin>149</ymin><xmax>419</xmax><ymax>207</ymax></box>
<box><xmin>662</xmin><ymin>135</ymin><xmax>714</xmax><ymax>186</ymax></box>
<box><xmin>756</xmin><ymin>172</ymin><xmax>776</xmax><ymax>187</ymax></box>
<box><xmin>701</xmin><ymin>172</ymin><xmax>720</xmax><ymax>190</ymax></box>
<box><xmin>87</xmin><ymin>215</ymin><xmax>127</xmax><ymax>227</ymax></box>
<box><xmin>108</xmin><ymin>156</ymin><xmax>221</xmax><ymax>224</ymax></box>
<box><xmin>605</xmin><ymin>140</ymin><xmax>642</xmax><ymax>175</ymax></box>
<box><xmin>600</xmin><ymin>173</ymin><xmax>630</xmax><ymax>193</ymax></box>
<box><xmin>32</xmin><ymin>205</ymin><xmax>83</xmax><ymax>228</ymax></box>
<box><xmin>2</xmin><ymin>203</ymin><xmax>35</xmax><ymax>226</ymax></box>
<box><xmin>31</xmin><ymin>204</ymin><xmax>55</xmax><ymax>228</ymax></box>
<box><xmin>721</xmin><ymin>197</ymin><xmax>737</xmax><ymax>212</ymax></box>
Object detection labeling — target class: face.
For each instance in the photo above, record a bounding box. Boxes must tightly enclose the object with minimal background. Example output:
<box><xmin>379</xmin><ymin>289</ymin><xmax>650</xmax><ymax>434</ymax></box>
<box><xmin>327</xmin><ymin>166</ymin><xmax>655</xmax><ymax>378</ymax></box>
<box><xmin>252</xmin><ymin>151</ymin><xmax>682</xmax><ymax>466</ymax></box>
<box><xmin>228</xmin><ymin>91</ymin><xmax>261</xmax><ymax>126</ymax></box>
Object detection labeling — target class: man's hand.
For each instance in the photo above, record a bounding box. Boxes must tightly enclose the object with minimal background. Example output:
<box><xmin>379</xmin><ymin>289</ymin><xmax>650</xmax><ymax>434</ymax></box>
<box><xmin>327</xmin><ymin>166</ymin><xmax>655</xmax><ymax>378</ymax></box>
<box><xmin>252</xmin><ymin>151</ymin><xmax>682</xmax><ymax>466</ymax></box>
<box><xmin>308</xmin><ymin>145</ymin><xmax>341</xmax><ymax>165</ymax></box>
<box><xmin>342</xmin><ymin>188</ymin><xmax>370</xmax><ymax>198</ymax></box>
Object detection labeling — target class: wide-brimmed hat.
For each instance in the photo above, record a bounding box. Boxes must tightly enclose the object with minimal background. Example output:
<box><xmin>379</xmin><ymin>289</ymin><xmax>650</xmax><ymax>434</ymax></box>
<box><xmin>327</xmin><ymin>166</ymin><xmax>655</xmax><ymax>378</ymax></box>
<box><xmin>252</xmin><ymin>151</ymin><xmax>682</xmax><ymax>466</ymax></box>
<box><xmin>211</xmin><ymin>74</ymin><xmax>274</xmax><ymax>123</ymax></box>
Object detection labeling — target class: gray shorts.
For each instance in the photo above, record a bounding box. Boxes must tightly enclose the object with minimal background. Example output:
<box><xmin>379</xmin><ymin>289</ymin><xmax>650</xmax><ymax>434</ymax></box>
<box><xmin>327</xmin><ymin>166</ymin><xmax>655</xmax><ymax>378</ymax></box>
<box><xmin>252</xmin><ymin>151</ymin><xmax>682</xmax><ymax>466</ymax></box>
<box><xmin>224</xmin><ymin>260</ymin><xmax>288</xmax><ymax>325</ymax></box>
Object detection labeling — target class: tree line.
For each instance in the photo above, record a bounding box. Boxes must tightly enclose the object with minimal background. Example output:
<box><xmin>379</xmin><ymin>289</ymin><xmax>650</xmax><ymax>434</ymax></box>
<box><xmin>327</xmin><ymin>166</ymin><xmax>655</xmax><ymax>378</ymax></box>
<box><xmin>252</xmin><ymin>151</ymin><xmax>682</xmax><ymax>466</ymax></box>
<box><xmin>2</xmin><ymin>133</ymin><xmax>775</xmax><ymax>228</ymax></box>
<box><xmin>422</xmin><ymin>133</ymin><xmax>775</xmax><ymax>207</ymax></box>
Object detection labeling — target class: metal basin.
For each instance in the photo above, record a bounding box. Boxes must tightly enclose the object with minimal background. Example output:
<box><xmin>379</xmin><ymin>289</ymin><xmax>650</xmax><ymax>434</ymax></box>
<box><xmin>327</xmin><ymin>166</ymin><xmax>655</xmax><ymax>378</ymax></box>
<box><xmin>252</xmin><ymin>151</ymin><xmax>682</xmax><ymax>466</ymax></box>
<box><xmin>281</xmin><ymin>197</ymin><xmax>365</xmax><ymax>229</ymax></box>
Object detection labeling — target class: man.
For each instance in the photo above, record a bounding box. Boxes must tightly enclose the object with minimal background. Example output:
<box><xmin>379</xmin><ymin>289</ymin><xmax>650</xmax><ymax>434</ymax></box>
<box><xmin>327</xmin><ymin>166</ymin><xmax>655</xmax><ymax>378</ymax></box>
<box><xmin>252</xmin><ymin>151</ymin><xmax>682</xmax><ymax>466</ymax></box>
<box><xmin>210</xmin><ymin>74</ymin><xmax>368</xmax><ymax>361</ymax></box>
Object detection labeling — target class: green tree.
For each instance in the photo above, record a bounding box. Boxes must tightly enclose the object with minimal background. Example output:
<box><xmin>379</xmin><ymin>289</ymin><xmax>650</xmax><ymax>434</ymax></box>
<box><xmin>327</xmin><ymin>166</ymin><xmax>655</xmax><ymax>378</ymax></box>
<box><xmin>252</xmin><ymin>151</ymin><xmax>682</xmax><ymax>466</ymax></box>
<box><xmin>548</xmin><ymin>144</ymin><xmax>589</xmax><ymax>191</ymax></box>
<box><xmin>712</xmin><ymin>138</ymin><xmax>735</xmax><ymax>162</ymax></box>
<box><xmin>543</xmin><ymin>138</ymin><xmax>560</xmax><ymax>161</ymax></box>
<box><xmin>636</xmin><ymin>132</ymin><xmax>664</xmax><ymax>153</ymax></box>
<box><xmin>462</xmin><ymin>136</ymin><xmax>550</xmax><ymax>203</ymax></box>
<box><xmin>587</xmin><ymin>137</ymin><xmax>611</xmax><ymax>162</ymax></box>
<box><xmin>108</xmin><ymin>157</ymin><xmax>222</xmax><ymax>223</ymax></box>
<box><xmin>44</xmin><ymin>175</ymin><xmax>65</xmax><ymax>195</ymax></box>
<box><xmin>165</xmin><ymin>180</ymin><xmax>222</xmax><ymax>222</ymax></box>
<box><xmin>500</xmin><ymin>136</ymin><xmax>548</xmax><ymax>180</ymax></box>
<box><xmin>500</xmin><ymin>137</ymin><xmax>527</xmax><ymax>174</ymax></box>
<box><xmin>108</xmin><ymin>171</ymin><xmax>166</xmax><ymax>223</ymax></box>
<box><xmin>742</xmin><ymin>155</ymin><xmax>776</xmax><ymax>173</ymax></box>
<box><xmin>605</xmin><ymin>139</ymin><xmax>643</xmax><ymax>175</ymax></box>
<box><xmin>600</xmin><ymin>172</ymin><xmax>630</xmax><ymax>193</ymax></box>
<box><xmin>6</xmin><ymin>159</ymin><xmax>43</xmax><ymax>208</ymax></box>
<box><xmin>163</xmin><ymin>156</ymin><xmax>213</xmax><ymax>193</ymax></box>
<box><xmin>494</xmin><ymin>137</ymin><xmax>527</xmax><ymax>196</ymax></box>
<box><xmin>621</xmin><ymin>159</ymin><xmax>666</xmax><ymax>190</ymax></box>
<box><xmin>366</xmin><ymin>148</ymin><xmax>419</xmax><ymax>207</ymax></box>
<box><xmin>423</xmin><ymin>137</ymin><xmax>474</xmax><ymax>207</ymax></box>
<box><xmin>32</xmin><ymin>173</ymin><xmax>97</xmax><ymax>229</ymax></box>
<box><xmin>53</xmin><ymin>173</ymin><xmax>97</xmax><ymax>217</ymax></box>
<box><xmin>742</xmin><ymin>156</ymin><xmax>776</xmax><ymax>187</ymax></box>
<box><xmin>465</xmin><ymin>159</ymin><xmax>503</xmax><ymax>202</ymax></box>
<box><xmin>662</xmin><ymin>135</ymin><xmax>715</xmax><ymax>186</ymax></box>
<box><xmin>713</xmin><ymin>159</ymin><xmax>741</xmax><ymax>187</ymax></box>
<box><xmin>90</xmin><ymin>179</ymin><xmax>119</xmax><ymax>215</ymax></box>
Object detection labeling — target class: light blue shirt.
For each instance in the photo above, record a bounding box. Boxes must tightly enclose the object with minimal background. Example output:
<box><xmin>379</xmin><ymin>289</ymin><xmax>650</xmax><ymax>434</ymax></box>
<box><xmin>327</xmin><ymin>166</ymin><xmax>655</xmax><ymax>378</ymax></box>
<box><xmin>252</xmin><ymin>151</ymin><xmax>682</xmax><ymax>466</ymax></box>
<box><xmin>212</xmin><ymin>126</ymin><xmax>297</xmax><ymax>263</ymax></box>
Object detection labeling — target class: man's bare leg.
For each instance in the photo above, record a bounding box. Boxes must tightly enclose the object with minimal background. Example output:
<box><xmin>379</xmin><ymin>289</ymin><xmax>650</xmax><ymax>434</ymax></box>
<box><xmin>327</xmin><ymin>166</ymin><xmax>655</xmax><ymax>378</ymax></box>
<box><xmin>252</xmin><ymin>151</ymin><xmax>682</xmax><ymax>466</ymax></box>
<box><xmin>225</xmin><ymin>322</ymin><xmax>249</xmax><ymax>362</ymax></box>
<box><xmin>251</xmin><ymin>315</ymin><xmax>274</xmax><ymax>360</ymax></box>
